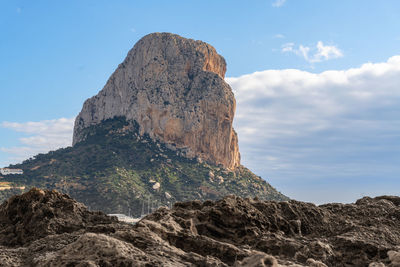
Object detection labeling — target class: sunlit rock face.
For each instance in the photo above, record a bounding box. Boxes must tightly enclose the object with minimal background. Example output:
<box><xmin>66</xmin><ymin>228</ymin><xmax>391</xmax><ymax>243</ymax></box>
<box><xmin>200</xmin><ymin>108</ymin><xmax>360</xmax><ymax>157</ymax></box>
<box><xmin>73</xmin><ymin>32</ymin><xmax>240</xmax><ymax>169</ymax></box>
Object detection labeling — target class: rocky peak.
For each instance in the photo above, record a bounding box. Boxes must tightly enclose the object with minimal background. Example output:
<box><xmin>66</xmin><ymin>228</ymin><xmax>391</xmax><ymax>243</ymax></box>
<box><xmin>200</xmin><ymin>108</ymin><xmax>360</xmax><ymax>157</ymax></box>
<box><xmin>73</xmin><ymin>32</ymin><xmax>240</xmax><ymax>169</ymax></box>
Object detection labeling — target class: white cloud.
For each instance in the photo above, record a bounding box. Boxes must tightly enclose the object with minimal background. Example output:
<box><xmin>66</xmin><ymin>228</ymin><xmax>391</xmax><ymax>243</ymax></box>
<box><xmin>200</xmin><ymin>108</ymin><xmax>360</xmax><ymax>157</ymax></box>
<box><xmin>273</xmin><ymin>34</ymin><xmax>285</xmax><ymax>39</ymax></box>
<box><xmin>272</xmin><ymin>0</ymin><xmax>286</xmax><ymax>7</ymax></box>
<box><xmin>314</xmin><ymin>41</ymin><xmax>343</xmax><ymax>62</ymax></box>
<box><xmin>227</xmin><ymin>55</ymin><xmax>400</xmax><ymax>202</ymax></box>
<box><xmin>1</xmin><ymin>118</ymin><xmax>74</xmax><ymax>164</ymax></box>
<box><xmin>281</xmin><ymin>42</ymin><xmax>294</xmax><ymax>52</ymax></box>
<box><xmin>282</xmin><ymin>41</ymin><xmax>343</xmax><ymax>63</ymax></box>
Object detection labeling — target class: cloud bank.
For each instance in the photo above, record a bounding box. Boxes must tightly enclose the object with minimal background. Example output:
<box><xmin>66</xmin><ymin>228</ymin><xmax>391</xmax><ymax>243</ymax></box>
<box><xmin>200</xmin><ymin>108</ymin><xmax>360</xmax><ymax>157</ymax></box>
<box><xmin>227</xmin><ymin>55</ymin><xmax>400</xmax><ymax>202</ymax></box>
<box><xmin>1</xmin><ymin>118</ymin><xmax>74</xmax><ymax>164</ymax></box>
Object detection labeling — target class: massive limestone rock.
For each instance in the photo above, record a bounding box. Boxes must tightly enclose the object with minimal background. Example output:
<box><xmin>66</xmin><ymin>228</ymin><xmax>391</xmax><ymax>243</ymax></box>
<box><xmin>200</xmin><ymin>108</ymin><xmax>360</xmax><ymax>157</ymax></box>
<box><xmin>73</xmin><ymin>32</ymin><xmax>240</xmax><ymax>170</ymax></box>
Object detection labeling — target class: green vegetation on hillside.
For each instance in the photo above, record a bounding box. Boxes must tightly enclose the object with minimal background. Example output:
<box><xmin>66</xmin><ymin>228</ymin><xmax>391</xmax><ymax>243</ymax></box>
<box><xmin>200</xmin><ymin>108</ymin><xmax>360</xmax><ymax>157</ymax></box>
<box><xmin>1</xmin><ymin>117</ymin><xmax>288</xmax><ymax>216</ymax></box>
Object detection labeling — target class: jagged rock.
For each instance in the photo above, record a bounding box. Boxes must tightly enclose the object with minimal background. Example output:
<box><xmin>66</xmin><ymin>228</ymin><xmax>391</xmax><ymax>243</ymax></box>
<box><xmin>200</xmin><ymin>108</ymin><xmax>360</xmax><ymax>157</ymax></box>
<box><xmin>369</xmin><ymin>263</ymin><xmax>386</xmax><ymax>267</ymax></box>
<box><xmin>305</xmin><ymin>258</ymin><xmax>328</xmax><ymax>267</ymax></box>
<box><xmin>388</xmin><ymin>251</ymin><xmax>400</xmax><ymax>266</ymax></box>
<box><xmin>73</xmin><ymin>32</ymin><xmax>240</xmax><ymax>170</ymax></box>
<box><xmin>1</xmin><ymin>189</ymin><xmax>399</xmax><ymax>266</ymax></box>
<box><xmin>0</xmin><ymin>188</ymin><xmax>115</xmax><ymax>246</ymax></box>
<box><xmin>234</xmin><ymin>253</ymin><xmax>279</xmax><ymax>267</ymax></box>
<box><xmin>35</xmin><ymin>233</ymin><xmax>148</xmax><ymax>266</ymax></box>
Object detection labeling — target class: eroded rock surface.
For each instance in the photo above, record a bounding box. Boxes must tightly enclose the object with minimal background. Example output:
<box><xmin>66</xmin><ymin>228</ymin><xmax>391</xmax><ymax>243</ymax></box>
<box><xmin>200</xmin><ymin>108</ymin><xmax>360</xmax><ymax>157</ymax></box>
<box><xmin>1</xmin><ymin>189</ymin><xmax>399</xmax><ymax>266</ymax></box>
<box><xmin>0</xmin><ymin>187</ymin><xmax>115</xmax><ymax>246</ymax></box>
<box><xmin>73</xmin><ymin>32</ymin><xmax>240</xmax><ymax>169</ymax></box>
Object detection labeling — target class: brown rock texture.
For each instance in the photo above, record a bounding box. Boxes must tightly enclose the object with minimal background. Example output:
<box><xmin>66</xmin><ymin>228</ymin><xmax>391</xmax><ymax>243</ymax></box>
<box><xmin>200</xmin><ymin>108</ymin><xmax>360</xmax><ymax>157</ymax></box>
<box><xmin>0</xmin><ymin>188</ymin><xmax>115</xmax><ymax>246</ymax></box>
<box><xmin>1</xmin><ymin>189</ymin><xmax>400</xmax><ymax>266</ymax></box>
<box><xmin>73</xmin><ymin>32</ymin><xmax>240</xmax><ymax>170</ymax></box>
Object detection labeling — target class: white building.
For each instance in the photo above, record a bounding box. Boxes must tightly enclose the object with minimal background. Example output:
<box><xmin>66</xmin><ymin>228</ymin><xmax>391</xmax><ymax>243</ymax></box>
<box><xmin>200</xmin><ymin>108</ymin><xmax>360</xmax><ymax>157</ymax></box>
<box><xmin>0</xmin><ymin>168</ymin><xmax>23</xmax><ymax>175</ymax></box>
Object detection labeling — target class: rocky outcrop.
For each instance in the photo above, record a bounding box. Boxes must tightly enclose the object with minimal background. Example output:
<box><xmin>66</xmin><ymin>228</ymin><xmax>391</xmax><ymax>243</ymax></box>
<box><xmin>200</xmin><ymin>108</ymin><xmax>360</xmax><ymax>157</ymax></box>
<box><xmin>73</xmin><ymin>32</ymin><xmax>240</xmax><ymax>170</ymax></box>
<box><xmin>0</xmin><ymin>188</ymin><xmax>115</xmax><ymax>246</ymax></box>
<box><xmin>1</xmin><ymin>189</ymin><xmax>399</xmax><ymax>266</ymax></box>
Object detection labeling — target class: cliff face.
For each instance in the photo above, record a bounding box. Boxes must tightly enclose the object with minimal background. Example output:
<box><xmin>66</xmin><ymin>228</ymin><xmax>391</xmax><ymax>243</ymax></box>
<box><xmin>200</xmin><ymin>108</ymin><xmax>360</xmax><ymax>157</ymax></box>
<box><xmin>73</xmin><ymin>33</ymin><xmax>240</xmax><ymax>170</ymax></box>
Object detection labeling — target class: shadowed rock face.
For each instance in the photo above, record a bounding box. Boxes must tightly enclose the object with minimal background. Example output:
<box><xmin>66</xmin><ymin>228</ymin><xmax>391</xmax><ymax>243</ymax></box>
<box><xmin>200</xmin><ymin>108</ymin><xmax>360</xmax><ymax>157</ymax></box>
<box><xmin>1</xmin><ymin>189</ymin><xmax>399</xmax><ymax>266</ymax></box>
<box><xmin>73</xmin><ymin>32</ymin><xmax>240</xmax><ymax>170</ymax></box>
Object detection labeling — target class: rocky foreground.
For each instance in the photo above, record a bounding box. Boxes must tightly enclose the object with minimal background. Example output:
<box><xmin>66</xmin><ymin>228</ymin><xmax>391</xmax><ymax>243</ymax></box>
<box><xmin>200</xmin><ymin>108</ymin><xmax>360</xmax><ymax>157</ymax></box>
<box><xmin>0</xmin><ymin>189</ymin><xmax>399</xmax><ymax>266</ymax></box>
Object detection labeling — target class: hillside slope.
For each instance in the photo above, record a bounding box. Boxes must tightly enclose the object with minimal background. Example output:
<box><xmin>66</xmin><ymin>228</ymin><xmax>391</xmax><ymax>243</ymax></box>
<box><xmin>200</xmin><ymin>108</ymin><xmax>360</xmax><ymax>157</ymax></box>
<box><xmin>0</xmin><ymin>117</ymin><xmax>287</xmax><ymax>215</ymax></box>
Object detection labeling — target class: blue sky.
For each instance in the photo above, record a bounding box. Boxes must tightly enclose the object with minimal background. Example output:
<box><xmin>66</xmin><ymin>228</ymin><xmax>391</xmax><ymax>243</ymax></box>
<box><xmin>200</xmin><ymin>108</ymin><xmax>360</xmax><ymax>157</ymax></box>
<box><xmin>1</xmin><ymin>0</ymin><xmax>400</xmax><ymax>203</ymax></box>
